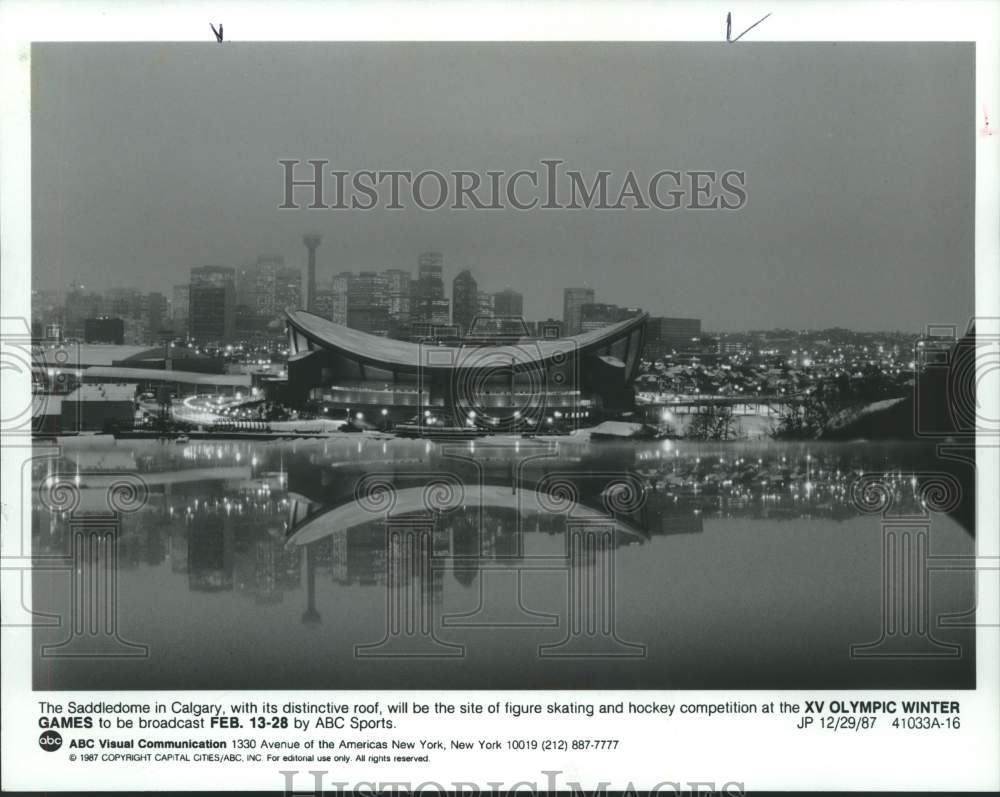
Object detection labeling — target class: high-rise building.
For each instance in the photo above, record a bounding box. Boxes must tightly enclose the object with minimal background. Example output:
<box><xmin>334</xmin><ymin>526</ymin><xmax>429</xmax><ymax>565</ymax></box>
<box><xmin>63</xmin><ymin>285</ymin><xmax>105</xmax><ymax>339</ymax></box>
<box><xmin>476</xmin><ymin>291</ymin><xmax>495</xmax><ymax>319</ymax></box>
<box><xmin>493</xmin><ymin>288</ymin><xmax>524</xmax><ymax>318</ymax></box>
<box><xmin>579</xmin><ymin>302</ymin><xmax>638</xmax><ymax>333</ymax></box>
<box><xmin>645</xmin><ymin>316</ymin><xmax>702</xmax><ymax>357</ymax></box>
<box><xmin>452</xmin><ymin>270</ymin><xmax>478</xmax><ymax>334</ymax></box>
<box><xmin>121</xmin><ymin>316</ymin><xmax>148</xmax><ymax>345</ymax></box>
<box><xmin>563</xmin><ymin>287</ymin><xmax>595</xmax><ymax>336</ymax></box>
<box><xmin>349</xmin><ymin>271</ymin><xmax>389</xmax><ymax>309</ymax></box>
<box><xmin>412</xmin><ymin>298</ymin><xmax>451</xmax><ymax>326</ymax></box>
<box><xmin>329</xmin><ymin>272</ymin><xmax>352</xmax><ymax>325</ymax></box>
<box><xmin>240</xmin><ymin>255</ymin><xmax>302</xmax><ymax>321</ymax></box>
<box><xmin>242</xmin><ymin>258</ymin><xmax>273</xmax><ymax>317</ymax></box>
<box><xmin>235</xmin><ymin>265</ymin><xmax>256</xmax><ymax>312</ymax></box>
<box><xmin>102</xmin><ymin>288</ymin><xmax>161</xmax><ymax>343</ymax></box>
<box><xmin>274</xmin><ymin>266</ymin><xmax>303</xmax><ymax>314</ymax></box>
<box><xmin>346</xmin><ymin>271</ymin><xmax>401</xmax><ymax>337</ymax></box>
<box><xmin>417</xmin><ymin>251</ymin><xmax>444</xmax><ymax>298</ymax></box>
<box><xmin>189</xmin><ymin>266</ymin><xmax>236</xmax><ymax>344</ymax></box>
<box><xmin>313</xmin><ymin>289</ymin><xmax>337</xmax><ymax>321</ymax></box>
<box><xmin>384</xmin><ymin>269</ymin><xmax>412</xmax><ymax>320</ymax></box>
<box><xmin>347</xmin><ymin>305</ymin><xmax>391</xmax><ymax>337</ymax></box>
<box><xmin>104</xmin><ymin>288</ymin><xmax>143</xmax><ymax>319</ymax></box>
<box><xmin>172</xmin><ymin>284</ymin><xmax>190</xmax><ymax>336</ymax></box>
<box><xmin>146</xmin><ymin>291</ymin><xmax>169</xmax><ymax>340</ymax></box>
<box><xmin>412</xmin><ymin>251</ymin><xmax>448</xmax><ymax>324</ymax></box>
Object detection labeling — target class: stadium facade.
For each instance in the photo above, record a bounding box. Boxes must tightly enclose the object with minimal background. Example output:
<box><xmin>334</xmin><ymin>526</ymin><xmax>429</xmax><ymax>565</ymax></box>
<box><xmin>283</xmin><ymin>310</ymin><xmax>648</xmax><ymax>431</ymax></box>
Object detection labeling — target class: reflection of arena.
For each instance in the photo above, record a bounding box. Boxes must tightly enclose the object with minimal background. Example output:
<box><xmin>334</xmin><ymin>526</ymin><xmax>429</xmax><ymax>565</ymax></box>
<box><xmin>282</xmin><ymin>310</ymin><xmax>648</xmax><ymax>429</ymax></box>
<box><xmin>29</xmin><ymin>441</ymin><xmax>974</xmax><ymax>627</ymax></box>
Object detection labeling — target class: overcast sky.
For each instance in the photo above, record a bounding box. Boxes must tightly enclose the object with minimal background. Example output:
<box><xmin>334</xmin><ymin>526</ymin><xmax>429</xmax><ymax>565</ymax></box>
<box><xmin>32</xmin><ymin>42</ymin><xmax>973</xmax><ymax>332</ymax></box>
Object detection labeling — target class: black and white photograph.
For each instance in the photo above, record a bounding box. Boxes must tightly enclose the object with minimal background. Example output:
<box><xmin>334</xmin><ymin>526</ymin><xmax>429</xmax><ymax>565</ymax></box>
<box><xmin>26</xmin><ymin>39</ymin><xmax>979</xmax><ymax>690</ymax></box>
<box><xmin>3</xmin><ymin>1</ymin><xmax>999</xmax><ymax>793</ymax></box>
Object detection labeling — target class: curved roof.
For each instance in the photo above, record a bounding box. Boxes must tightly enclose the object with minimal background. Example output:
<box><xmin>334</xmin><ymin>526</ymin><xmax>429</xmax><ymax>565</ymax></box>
<box><xmin>286</xmin><ymin>310</ymin><xmax>648</xmax><ymax>372</ymax></box>
<box><xmin>285</xmin><ymin>484</ymin><xmax>647</xmax><ymax>548</ymax></box>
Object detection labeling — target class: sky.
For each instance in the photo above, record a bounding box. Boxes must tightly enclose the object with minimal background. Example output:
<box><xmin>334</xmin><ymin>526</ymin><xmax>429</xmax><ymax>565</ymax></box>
<box><xmin>32</xmin><ymin>42</ymin><xmax>974</xmax><ymax>332</ymax></box>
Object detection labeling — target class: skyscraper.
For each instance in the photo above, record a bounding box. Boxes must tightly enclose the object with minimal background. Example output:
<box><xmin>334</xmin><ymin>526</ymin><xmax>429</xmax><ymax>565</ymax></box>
<box><xmin>235</xmin><ymin>256</ymin><xmax>303</xmax><ymax>322</ymax></box>
<box><xmin>313</xmin><ymin>288</ymin><xmax>337</xmax><ymax>322</ymax></box>
<box><xmin>563</xmin><ymin>286</ymin><xmax>595</xmax><ymax>336</ymax></box>
<box><xmin>274</xmin><ymin>266</ymin><xmax>303</xmax><ymax>314</ymax></box>
<box><xmin>172</xmin><ymin>284</ymin><xmax>190</xmax><ymax>336</ymax></box>
<box><xmin>346</xmin><ymin>271</ymin><xmax>392</xmax><ymax>335</ymax></box>
<box><xmin>493</xmin><ymin>288</ymin><xmax>524</xmax><ymax>318</ymax></box>
<box><xmin>384</xmin><ymin>269</ymin><xmax>412</xmax><ymax>320</ymax></box>
<box><xmin>329</xmin><ymin>271</ymin><xmax>352</xmax><ymax>325</ymax></box>
<box><xmin>412</xmin><ymin>251</ymin><xmax>449</xmax><ymax>324</ymax></box>
<box><xmin>452</xmin><ymin>269</ymin><xmax>478</xmax><ymax>334</ymax></box>
<box><xmin>189</xmin><ymin>266</ymin><xmax>236</xmax><ymax>344</ymax></box>
<box><xmin>417</xmin><ymin>251</ymin><xmax>444</xmax><ymax>297</ymax></box>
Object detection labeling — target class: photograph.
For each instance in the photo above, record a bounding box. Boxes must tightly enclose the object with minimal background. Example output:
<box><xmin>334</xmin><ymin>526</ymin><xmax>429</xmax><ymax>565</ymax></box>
<box><xmin>28</xmin><ymin>41</ymin><xmax>977</xmax><ymax>692</ymax></box>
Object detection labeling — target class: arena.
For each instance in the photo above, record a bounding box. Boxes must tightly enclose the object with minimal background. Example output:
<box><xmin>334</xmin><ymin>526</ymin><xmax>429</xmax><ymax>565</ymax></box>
<box><xmin>282</xmin><ymin>309</ymin><xmax>648</xmax><ymax>432</ymax></box>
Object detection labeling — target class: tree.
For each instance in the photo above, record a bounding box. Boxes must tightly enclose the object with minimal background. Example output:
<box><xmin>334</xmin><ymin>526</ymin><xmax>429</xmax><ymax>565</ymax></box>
<box><xmin>687</xmin><ymin>403</ymin><xmax>736</xmax><ymax>440</ymax></box>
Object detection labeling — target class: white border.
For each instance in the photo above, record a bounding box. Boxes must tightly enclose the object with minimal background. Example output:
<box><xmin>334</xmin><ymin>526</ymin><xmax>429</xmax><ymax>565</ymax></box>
<box><xmin>2</xmin><ymin>1</ymin><xmax>998</xmax><ymax>792</ymax></box>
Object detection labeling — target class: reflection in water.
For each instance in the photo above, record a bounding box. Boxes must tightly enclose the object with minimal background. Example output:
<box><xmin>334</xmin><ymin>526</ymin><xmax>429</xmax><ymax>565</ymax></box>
<box><xmin>31</xmin><ymin>437</ymin><xmax>975</xmax><ymax>689</ymax></box>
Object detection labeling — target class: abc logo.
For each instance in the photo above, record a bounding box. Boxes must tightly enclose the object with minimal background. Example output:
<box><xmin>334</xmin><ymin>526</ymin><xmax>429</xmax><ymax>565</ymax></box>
<box><xmin>39</xmin><ymin>730</ymin><xmax>62</xmax><ymax>752</ymax></box>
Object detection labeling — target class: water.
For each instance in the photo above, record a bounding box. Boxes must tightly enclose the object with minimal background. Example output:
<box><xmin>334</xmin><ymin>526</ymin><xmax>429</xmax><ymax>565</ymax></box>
<box><xmin>31</xmin><ymin>435</ymin><xmax>975</xmax><ymax>690</ymax></box>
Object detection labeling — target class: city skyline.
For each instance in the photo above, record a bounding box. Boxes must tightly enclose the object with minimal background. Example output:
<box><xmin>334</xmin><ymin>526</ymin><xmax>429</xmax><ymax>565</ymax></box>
<box><xmin>31</xmin><ymin>42</ymin><xmax>973</xmax><ymax>332</ymax></box>
<box><xmin>37</xmin><ymin>260</ymin><xmax>945</xmax><ymax>346</ymax></box>
<box><xmin>38</xmin><ymin>265</ymin><xmax>956</xmax><ymax>343</ymax></box>
<box><xmin>30</xmin><ymin>235</ymin><xmax>972</xmax><ymax>337</ymax></box>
